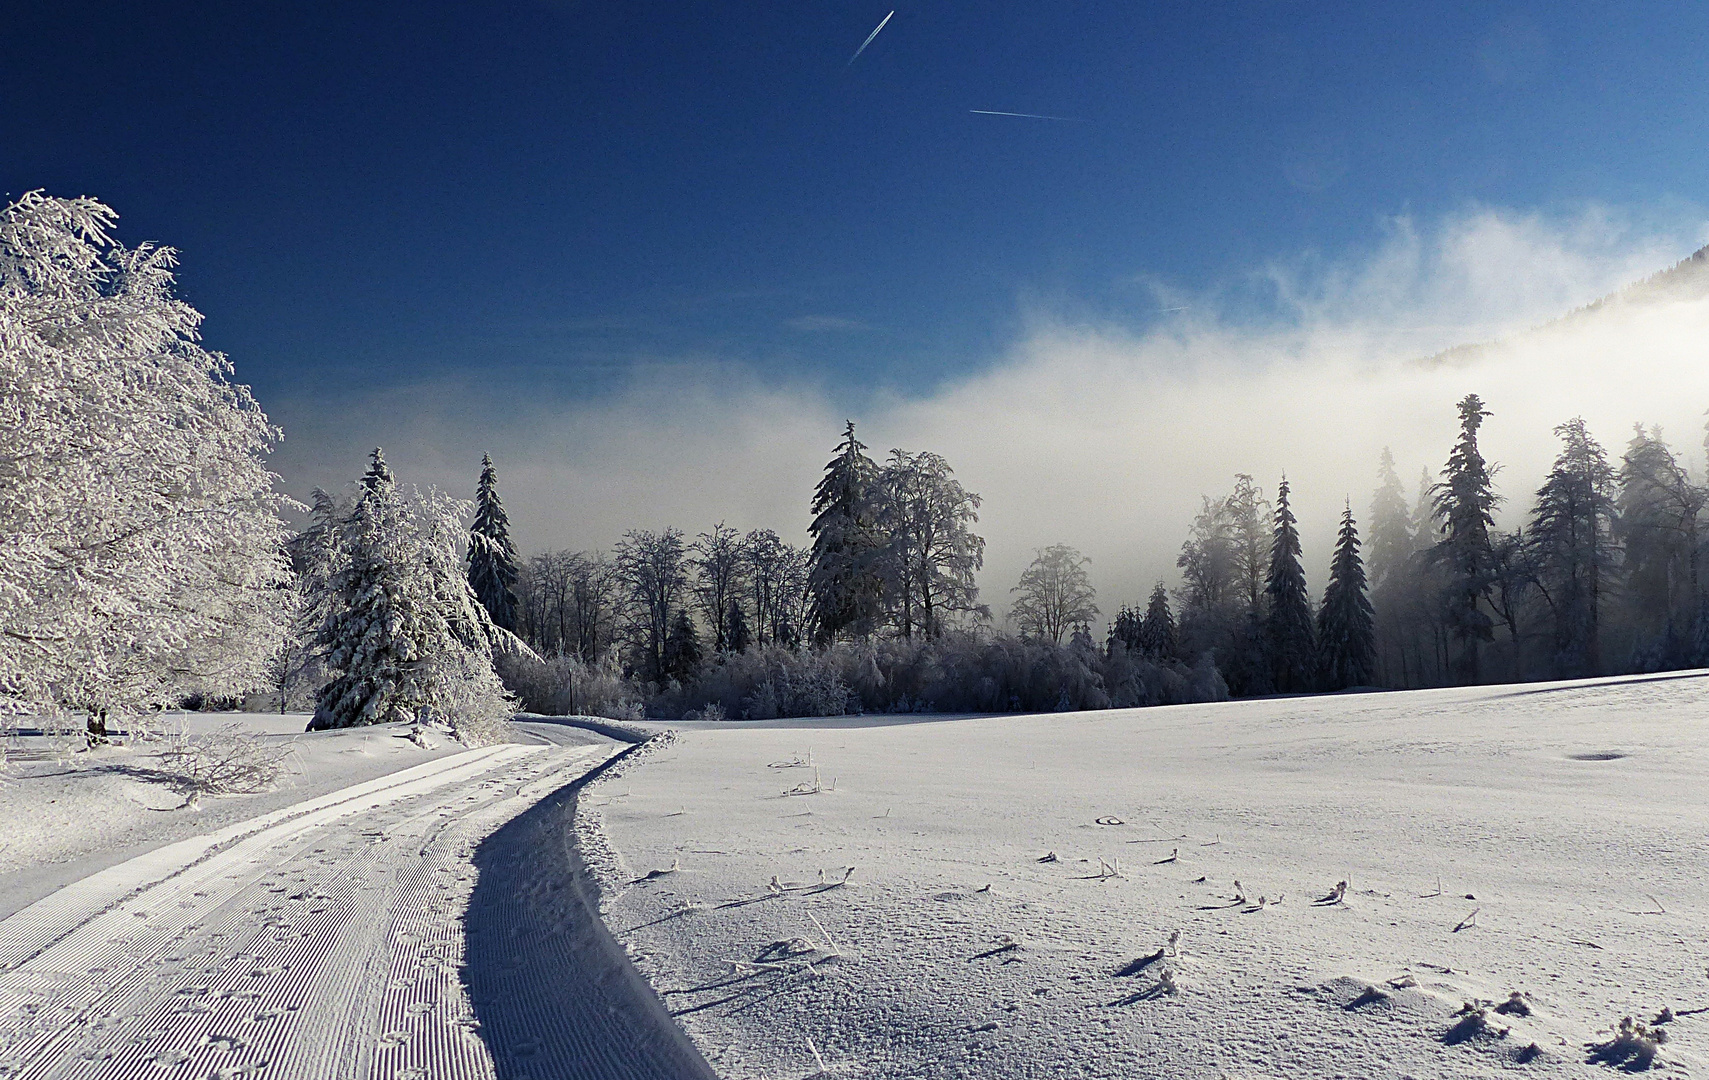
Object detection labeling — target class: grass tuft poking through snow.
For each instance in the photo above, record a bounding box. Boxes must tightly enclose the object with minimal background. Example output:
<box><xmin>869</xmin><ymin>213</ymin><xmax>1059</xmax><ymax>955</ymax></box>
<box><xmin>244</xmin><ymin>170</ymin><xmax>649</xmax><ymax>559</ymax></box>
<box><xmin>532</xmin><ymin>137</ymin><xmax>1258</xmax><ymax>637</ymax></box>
<box><xmin>1588</xmin><ymin>1016</ymin><xmax>1670</xmax><ymax>1071</ymax></box>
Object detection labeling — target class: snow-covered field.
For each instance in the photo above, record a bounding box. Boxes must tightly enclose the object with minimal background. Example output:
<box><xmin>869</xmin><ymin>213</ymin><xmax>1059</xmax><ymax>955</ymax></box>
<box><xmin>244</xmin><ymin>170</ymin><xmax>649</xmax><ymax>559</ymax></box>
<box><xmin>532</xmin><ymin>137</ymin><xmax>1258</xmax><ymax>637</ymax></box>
<box><xmin>591</xmin><ymin>673</ymin><xmax>1709</xmax><ymax>1079</ymax></box>
<box><xmin>0</xmin><ymin>715</ymin><xmax>670</xmax><ymax>1080</ymax></box>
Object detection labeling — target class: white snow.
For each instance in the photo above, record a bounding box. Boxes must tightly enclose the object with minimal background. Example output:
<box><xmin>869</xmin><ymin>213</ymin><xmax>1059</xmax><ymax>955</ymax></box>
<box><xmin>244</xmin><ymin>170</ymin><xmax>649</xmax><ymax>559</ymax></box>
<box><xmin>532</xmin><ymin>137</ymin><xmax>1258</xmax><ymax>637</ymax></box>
<box><xmin>0</xmin><ymin>714</ymin><xmax>469</xmax><ymax>919</ymax></box>
<box><xmin>0</xmin><ymin>714</ymin><xmax>636</xmax><ymax>1079</ymax></box>
<box><xmin>588</xmin><ymin>672</ymin><xmax>1709</xmax><ymax>1078</ymax></box>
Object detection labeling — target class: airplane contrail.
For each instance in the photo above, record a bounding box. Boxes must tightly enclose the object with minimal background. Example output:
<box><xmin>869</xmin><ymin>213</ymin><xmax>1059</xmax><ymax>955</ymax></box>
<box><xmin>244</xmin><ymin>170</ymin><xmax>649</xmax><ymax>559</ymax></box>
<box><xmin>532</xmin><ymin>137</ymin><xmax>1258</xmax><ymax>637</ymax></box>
<box><xmin>847</xmin><ymin>10</ymin><xmax>894</xmax><ymax>66</ymax></box>
<box><xmin>969</xmin><ymin>109</ymin><xmax>1089</xmax><ymax>123</ymax></box>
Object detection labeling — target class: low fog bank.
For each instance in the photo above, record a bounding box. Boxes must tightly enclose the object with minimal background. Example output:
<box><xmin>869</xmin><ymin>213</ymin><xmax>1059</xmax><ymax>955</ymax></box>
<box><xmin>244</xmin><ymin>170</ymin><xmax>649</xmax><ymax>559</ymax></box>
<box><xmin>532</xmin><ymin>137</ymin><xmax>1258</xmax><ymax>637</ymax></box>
<box><xmin>265</xmin><ymin>205</ymin><xmax>1709</xmax><ymax>625</ymax></box>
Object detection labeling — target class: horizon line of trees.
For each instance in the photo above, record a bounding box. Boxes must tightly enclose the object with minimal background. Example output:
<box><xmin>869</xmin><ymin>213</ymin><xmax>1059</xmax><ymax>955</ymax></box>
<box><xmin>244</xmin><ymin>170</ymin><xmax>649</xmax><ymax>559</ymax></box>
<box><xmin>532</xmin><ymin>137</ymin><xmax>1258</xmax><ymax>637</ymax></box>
<box><xmin>10</xmin><ymin>190</ymin><xmax>1702</xmax><ymax>734</ymax></box>
<box><xmin>483</xmin><ymin>393</ymin><xmax>1709</xmax><ymax>718</ymax></box>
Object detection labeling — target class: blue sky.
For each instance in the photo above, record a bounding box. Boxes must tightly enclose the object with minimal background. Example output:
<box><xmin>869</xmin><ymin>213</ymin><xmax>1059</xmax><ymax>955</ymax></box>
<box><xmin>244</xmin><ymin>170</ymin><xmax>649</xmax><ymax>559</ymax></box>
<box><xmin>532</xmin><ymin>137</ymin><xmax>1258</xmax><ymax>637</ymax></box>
<box><xmin>5</xmin><ymin>1</ymin><xmax>1705</xmax><ymax>405</ymax></box>
<box><xmin>6</xmin><ymin>3</ymin><xmax>1709</xmax><ymax>601</ymax></box>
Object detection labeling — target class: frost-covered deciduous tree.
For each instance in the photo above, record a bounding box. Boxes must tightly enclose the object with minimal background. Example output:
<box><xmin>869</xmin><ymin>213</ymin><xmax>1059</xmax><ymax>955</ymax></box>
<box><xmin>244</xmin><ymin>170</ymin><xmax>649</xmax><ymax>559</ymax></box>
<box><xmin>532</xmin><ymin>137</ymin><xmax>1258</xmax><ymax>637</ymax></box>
<box><xmin>467</xmin><ymin>454</ymin><xmax>520</xmax><ymax>633</ymax></box>
<box><xmin>516</xmin><ymin>549</ymin><xmax>619</xmax><ymax>662</ymax></box>
<box><xmin>309</xmin><ymin>450</ymin><xmax>517</xmax><ymax>740</ymax></box>
<box><xmin>1263</xmin><ymin>476</ymin><xmax>1315</xmax><ymax>692</ymax></box>
<box><xmin>0</xmin><ymin>193</ymin><xmax>294</xmax><ymax>736</ymax></box>
<box><xmin>807</xmin><ymin>422</ymin><xmax>886</xmax><ymax>642</ymax></box>
<box><xmin>1010</xmin><ymin>544</ymin><xmax>1098</xmax><ymax>645</ymax></box>
<box><xmin>692</xmin><ymin>523</ymin><xmax>747</xmax><ymax>653</ymax></box>
<box><xmin>1228</xmin><ymin>474</ymin><xmax>1272</xmax><ymax>617</ymax></box>
<box><xmin>876</xmin><ymin>449</ymin><xmax>988</xmax><ymax>639</ymax></box>
<box><xmin>614</xmin><ymin>528</ymin><xmax>690</xmax><ymax>683</ymax></box>
<box><xmin>1317</xmin><ymin>503</ymin><xmax>1376</xmax><ymax>690</ymax></box>
<box><xmin>1178</xmin><ymin>496</ymin><xmax>1237</xmax><ymax>613</ymax></box>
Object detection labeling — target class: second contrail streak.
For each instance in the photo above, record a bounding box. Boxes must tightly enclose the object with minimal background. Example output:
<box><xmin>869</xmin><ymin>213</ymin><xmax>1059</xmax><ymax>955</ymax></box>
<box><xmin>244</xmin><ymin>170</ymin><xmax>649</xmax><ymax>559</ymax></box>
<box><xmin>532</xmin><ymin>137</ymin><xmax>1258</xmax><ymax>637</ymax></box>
<box><xmin>969</xmin><ymin>109</ymin><xmax>1088</xmax><ymax>122</ymax></box>
<box><xmin>847</xmin><ymin>11</ymin><xmax>894</xmax><ymax>66</ymax></box>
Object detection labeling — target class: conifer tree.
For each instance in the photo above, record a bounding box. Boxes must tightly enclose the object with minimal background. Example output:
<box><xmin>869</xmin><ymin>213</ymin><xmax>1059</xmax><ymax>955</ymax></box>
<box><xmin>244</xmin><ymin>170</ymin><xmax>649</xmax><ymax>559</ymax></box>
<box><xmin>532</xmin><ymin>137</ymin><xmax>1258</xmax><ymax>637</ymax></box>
<box><xmin>311</xmin><ymin>450</ymin><xmax>516</xmax><ymax>735</ymax></box>
<box><xmin>467</xmin><ymin>454</ymin><xmax>520</xmax><ymax>632</ymax></box>
<box><xmin>807</xmin><ymin>421</ymin><xmax>885</xmax><ymax>641</ymax></box>
<box><xmin>663</xmin><ymin>608</ymin><xmax>702</xmax><ymax>684</ymax></box>
<box><xmin>1528</xmin><ymin>417</ymin><xmax>1617</xmax><ymax>676</ymax></box>
<box><xmin>1367</xmin><ymin>449</ymin><xmax>1413</xmax><ymax>595</ymax></box>
<box><xmin>1263</xmin><ymin>476</ymin><xmax>1316</xmax><ymax>692</ymax></box>
<box><xmin>1138</xmin><ymin>582</ymin><xmax>1177</xmax><ymax>659</ymax></box>
<box><xmin>1366</xmin><ymin>449</ymin><xmax>1414</xmax><ymax>686</ymax></box>
<box><xmin>1617</xmin><ymin>425</ymin><xmax>1703</xmax><ymax>656</ymax></box>
<box><xmin>1317</xmin><ymin>502</ymin><xmax>1376</xmax><ymax>690</ymax></box>
<box><xmin>725</xmin><ymin>599</ymin><xmax>752</xmax><ymax>655</ymax></box>
<box><xmin>1107</xmin><ymin>606</ymin><xmax>1142</xmax><ymax>655</ymax></box>
<box><xmin>1431</xmin><ymin>394</ymin><xmax>1499</xmax><ymax>683</ymax></box>
<box><xmin>313</xmin><ymin>452</ymin><xmax>433</xmax><ymax>729</ymax></box>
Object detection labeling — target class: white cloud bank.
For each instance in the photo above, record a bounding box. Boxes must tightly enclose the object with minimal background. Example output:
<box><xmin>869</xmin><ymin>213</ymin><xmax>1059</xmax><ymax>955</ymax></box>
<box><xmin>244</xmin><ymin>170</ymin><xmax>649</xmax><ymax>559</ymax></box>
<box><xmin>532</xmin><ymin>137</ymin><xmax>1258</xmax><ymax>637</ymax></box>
<box><xmin>265</xmin><ymin>204</ymin><xmax>1709</xmax><ymax>624</ymax></box>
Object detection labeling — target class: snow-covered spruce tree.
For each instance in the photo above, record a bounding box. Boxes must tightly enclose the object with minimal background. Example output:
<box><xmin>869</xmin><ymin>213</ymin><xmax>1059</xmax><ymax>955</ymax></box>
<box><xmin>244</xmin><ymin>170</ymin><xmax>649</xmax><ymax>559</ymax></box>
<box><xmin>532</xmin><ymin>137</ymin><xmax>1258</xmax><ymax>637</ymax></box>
<box><xmin>310</xmin><ymin>450</ymin><xmax>517</xmax><ymax>741</ymax></box>
<box><xmin>1431</xmin><ymin>394</ymin><xmax>1500</xmax><ymax>683</ymax></box>
<box><xmin>276</xmin><ymin>487</ymin><xmax>350</xmax><ymax>711</ymax></box>
<box><xmin>807</xmin><ymin>422</ymin><xmax>886</xmax><ymax>642</ymax></box>
<box><xmin>0</xmin><ymin>193</ymin><xmax>294</xmax><ymax>737</ymax></box>
<box><xmin>1107</xmin><ymin>606</ymin><xmax>1142</xmax><ymax>655</ymax></box>
<box><xmin>1317</xmin><ymin>502</ymin><xmax>1376</xmax><ymax>690</ymax></box>
<box><xmin>1366</xmin><ymin>448</ymin><xmax>1414</xmax><ymax>685</ymax></box>
<box><xmin>1263</xmin><ymin>476</ymin><xmax>1316</xmax><ymax>692</ymax></box>
<box><xmin>725</xmin><ymin>599</ymin><xmax>752</xmax><ymax>655</ymax></box>
<box><xmin>663</xmin><ymin>608</ymin><xmax>703</xmax><ymax>684</ymax></box>
<box><xmin>1138</xmin><ymin>582</ymin><xmax>1178</xmax><ymax>660</ymax></box>
<box><xmin>1528</xmin><ymin>418</ymin><xmax>1618</xmax><ymax>677</ymax></box>
<box><xmin>1010</xmin><ymin>544</ymin><xmax>1098</xmax><ymax>645</ymax></box>
<box><xmin>1617</xmin><ymin>425</ymin><xmax>1703</xmax><ymax>660</ymax></box>
<box><xmin>466</xmin><ymin>454</ymin><xmax>520</xmax><ymax>633</ymax></box>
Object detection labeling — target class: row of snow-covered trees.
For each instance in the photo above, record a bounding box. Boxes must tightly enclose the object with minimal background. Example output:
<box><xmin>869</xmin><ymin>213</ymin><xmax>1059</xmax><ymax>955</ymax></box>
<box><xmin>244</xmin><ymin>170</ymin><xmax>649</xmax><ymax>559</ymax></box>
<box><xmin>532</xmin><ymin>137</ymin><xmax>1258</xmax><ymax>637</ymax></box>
<box><xmin>1366</xmin><ymin>397</ymin><xmax>1709</xmax><ymax>687</ymax></box>
<box><xmin>500</xmin><ymin>421</ymin><xmax>991</xmax><ymax>687</ymax></box>
<box><xmin>0</xmin><ymin>192</ymin><xmax>522</xmax><ymax>740</ymax></box>
<box><xmin>1163</xmin><ymin>392</ymin><xmax>1709</xmax><ymax>695</ymax></box>
<box><xmin>1134</xmin><ymin>474</ymin><xmax>1375</xmax><ymax>697</ymax></box>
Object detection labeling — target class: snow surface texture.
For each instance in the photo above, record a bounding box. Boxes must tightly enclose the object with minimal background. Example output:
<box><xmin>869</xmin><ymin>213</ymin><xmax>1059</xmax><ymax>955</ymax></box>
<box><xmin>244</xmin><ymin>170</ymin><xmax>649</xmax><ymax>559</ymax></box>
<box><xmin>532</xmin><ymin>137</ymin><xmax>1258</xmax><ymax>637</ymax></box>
<box><xmin>0</xmin><ymin>714</ymin><xmax>468</xmax><ymax>920</ymax></box>
<box><xmin>0</xmin><ymin>717</ymin><xmax>705</xmax><ymax>1079</ymax></box>
<box><xmin>591</xmin><ymin>673</ymin><xmax>1709</xmax><ymax>1078</ymax></box>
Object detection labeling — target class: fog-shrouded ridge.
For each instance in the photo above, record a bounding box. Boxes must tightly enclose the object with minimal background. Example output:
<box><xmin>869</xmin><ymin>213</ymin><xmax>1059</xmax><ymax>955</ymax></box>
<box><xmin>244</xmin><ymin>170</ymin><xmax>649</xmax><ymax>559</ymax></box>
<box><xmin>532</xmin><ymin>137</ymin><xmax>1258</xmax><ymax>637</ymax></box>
<box><xmin>266</xmin><ymin>204</ymin><xmax>1709</xmax><ymax>626</ymax></box>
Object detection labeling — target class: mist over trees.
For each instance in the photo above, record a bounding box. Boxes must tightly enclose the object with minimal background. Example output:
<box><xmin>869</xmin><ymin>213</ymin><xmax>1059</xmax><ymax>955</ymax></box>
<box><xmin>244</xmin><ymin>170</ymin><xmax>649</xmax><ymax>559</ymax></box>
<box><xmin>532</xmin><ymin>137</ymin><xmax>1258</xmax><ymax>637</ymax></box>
<box><xmin>10</xmin><ymin>193</ymin><xmax>1707</xmax><ymax>729</ymax></box>
<box><xmin>491</xmin><ymin>393</ymin><xmax>1709</xmax><ymax>721</ymax></box>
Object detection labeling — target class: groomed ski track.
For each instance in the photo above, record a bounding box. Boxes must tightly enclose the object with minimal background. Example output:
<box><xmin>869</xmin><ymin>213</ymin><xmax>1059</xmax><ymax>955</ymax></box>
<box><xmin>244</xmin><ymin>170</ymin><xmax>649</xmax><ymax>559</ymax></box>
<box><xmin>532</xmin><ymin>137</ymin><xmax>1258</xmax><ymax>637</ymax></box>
<box><xmin>0</xmin><ymin>720</ymin><xmax>719</xmax><ymax>1080</ymax></box>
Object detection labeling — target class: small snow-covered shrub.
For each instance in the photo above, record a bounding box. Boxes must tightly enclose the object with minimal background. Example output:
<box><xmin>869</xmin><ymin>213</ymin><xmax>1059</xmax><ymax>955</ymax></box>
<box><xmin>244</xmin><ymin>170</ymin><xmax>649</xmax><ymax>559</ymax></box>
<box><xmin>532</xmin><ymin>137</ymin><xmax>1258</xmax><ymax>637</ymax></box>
<box><xmin>416</xmin><ymin>642</ymin><xmax>515</xmax><ymax>746</ymax></box>
<box><xmin>156</xmin><ymin>723</ymin><xmax>291</xmax><ymax>797</ymax></box>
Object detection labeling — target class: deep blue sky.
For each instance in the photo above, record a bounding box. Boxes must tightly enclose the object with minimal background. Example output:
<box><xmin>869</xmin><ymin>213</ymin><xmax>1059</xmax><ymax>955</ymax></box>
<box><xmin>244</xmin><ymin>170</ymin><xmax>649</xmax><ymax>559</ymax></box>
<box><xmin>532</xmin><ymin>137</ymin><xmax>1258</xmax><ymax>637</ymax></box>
<box><xmin>4</xmin><ymin>1</ymin><xmax>1706</xmax><ymax>408</ymax></box>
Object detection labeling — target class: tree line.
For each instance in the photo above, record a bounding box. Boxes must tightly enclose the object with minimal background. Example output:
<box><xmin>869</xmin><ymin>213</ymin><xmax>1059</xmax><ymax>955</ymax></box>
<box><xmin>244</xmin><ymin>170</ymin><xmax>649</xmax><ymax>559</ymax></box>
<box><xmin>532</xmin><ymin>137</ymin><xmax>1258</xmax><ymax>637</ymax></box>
<box><xmin>7</xmin><ymin>191</ymin><xmax>1700</xmax><ymax>735</ymax></box>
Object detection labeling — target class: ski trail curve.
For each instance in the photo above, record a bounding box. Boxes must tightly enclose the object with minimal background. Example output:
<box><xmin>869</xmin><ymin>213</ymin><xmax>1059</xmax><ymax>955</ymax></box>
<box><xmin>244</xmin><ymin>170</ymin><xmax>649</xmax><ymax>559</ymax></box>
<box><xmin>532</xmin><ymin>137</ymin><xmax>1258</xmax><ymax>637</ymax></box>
<box><xmin>0</xmin><ymin>732</ymin><xmax>671</xmax><ymax>1080</ymax></box>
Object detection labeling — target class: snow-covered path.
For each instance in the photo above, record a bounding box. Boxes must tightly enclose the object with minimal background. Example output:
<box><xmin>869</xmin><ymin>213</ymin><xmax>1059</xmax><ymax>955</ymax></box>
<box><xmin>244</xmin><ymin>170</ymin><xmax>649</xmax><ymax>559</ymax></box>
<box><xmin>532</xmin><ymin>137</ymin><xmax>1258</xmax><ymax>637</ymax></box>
<box><xmin>0</xmin><ymin>722</ymin><xmax>707</xmax><ymax>1080</ymax></box>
